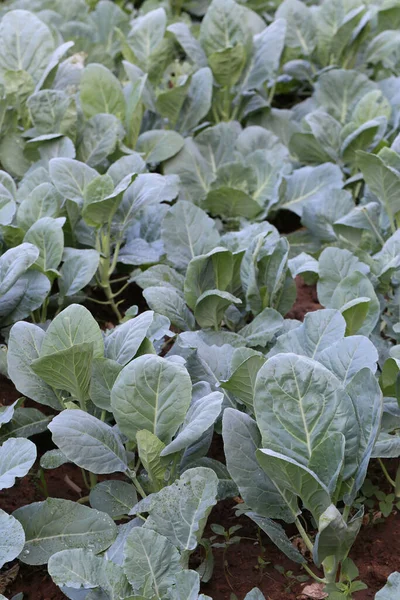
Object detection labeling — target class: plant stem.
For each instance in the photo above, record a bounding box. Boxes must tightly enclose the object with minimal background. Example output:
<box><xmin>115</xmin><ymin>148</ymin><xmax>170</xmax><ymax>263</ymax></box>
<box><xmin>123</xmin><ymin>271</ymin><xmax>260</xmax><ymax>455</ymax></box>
<box><xmin>81</xmin><ymin>468</ymin><xmax>91</xmax><ymax>490</ymax></box>
<box><xmin>294</xmin><ymin>517</ymin><xmax>314</xmax><ymax>553</ymax></box>
<box><xmin>302</xmin><ymin>564</ymin><xmax>326</xmax><ymax>584</ymax></box>
<box><xmin>77</xmin><ymin>495</ymin><xmax>90</xmax><ymax>504</ymax></box>
<box><xmin>89</xmin><ymin>472</ymin><xmax>97</xmax><ymax>489</ymax></box>
<box><xmin>342</xmin><ymin>504</ymin><xmax>351</xmax><ymax>523</ymax></box>
<box><xmin>378</xmin><ymin>458</ymin><xmax>396</xmax><ymax>488</ymax></box>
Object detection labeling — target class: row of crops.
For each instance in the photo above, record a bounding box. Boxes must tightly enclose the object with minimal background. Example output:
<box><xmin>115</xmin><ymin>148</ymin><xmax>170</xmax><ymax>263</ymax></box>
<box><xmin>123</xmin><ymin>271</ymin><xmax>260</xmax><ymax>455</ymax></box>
<box><xmin>1</xmin><ymin>0</ymin><xmax>400</xmax><ymax>598</ymax></box>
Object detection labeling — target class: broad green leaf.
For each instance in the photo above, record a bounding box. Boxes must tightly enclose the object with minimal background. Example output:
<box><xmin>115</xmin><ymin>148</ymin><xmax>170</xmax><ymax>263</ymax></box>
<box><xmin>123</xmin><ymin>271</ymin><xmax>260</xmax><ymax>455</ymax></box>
<box><xmin>184</xmin><ymin>247</ymin><xmax>233</xmax><ymax>311</ymax></box>
<box><xmin>245</xmin><ymin>19</ymin><xmax>286</xmax><ymax>90</ymax></box>
<box><xmin>239</xmin><ymin>307</ymin><xmax>283</xmax><ymax>348</ymax></box>
<box><xmin>136</xmin><ymin>430</ymin><xmax>169</xmax><ymax>492</ymax></box>
<box><xmin>156</xmin><ymin>77</ymin><xmax>191</xmax><ymax>127</ymax></box>
<box><xmin>313</xmin><ymin>505</ymin><xmax>363</xmax><ymax>567</ymax></box>
<box><xmin>357</xmin><ymin>150</ymin><xmax>400</xmax><ymax>228</ymax></box>
<box><xmin>111</xmin><ymin>354</ymin><xmax>192</xmax><ymax>443</ymax></box>
<box><xmin>254</xmin><ymin>353</ymin><xmax>347</xmax><ymax>464</ymax></box>
<box><xmin>194</xmin><ymin>289</ymin><xmax>241</xmax><ymax>329</ymax></box>
<box><xmin>247</xmin><ymin>512</ymin><xmax>305</xmax><ymax>564</ymax></box>
<box><xmin>123</xmin><ymin>528</ymin><xmax>181</xmax><ymax>595</ymax></box>
<box><xmin>318</xmin><ymin>336</ymin><xmax>378</xmax><ymax>385</ymax></box>
<box><xmin>0</xmin><ymin>408</ymin><xmax>51</xmax><ymax>442</ymax></box>
<box><xmin>17</xmin><ymin>182</ymin><xmax>62</xmax><ymax>231</ymax></box>
<box><xmin>82</xmin><ymin>173</ymin><xmax>129</xmax><ymax>228</ymax></box>
<box><xmin>104</xmin><ymin>311</ymin><xmax>153</xmax><ymax>366</ymax></box>
<box><xmin>199</xmin><ymin>0</ymin><xmax>250</xmax><ymax>57</ymax></box>
<box><xmin>134</xmin><ymin>265</ymin><xmax>184</xmax><ymax>293</ymax></box>
<box><xmin>341</xmin><ymin>297</ymin><xmax>371</xmax><ymax>336</ymax></box>
<box><xmin>32</xmin><ymin>342</ymin><xmax>94</xmax><ymax>402</ymax></box>
<box><xmin>0</xmin><ymin>10</ymin><xmax>54</xmax><ymax>82</ymax></box>
<box><xmin>317</xmin><ymin>247</ymin><xmax>369</xmax><ymax>307</ymax></box>
<box><xmin>49</xmin><ymin>158</ymin><xmax>98</xmax><ymax>203</ymax></box>
<box><xmin>329</xmin><ymin>272</ymin><xmax>380</xmax><ymax>336</ymax></box>
<box><xmin>162</xmin><ymin>202</ymin><xmax>220</xmax><ymax>270</ymax></box>
<box><xmin>176</xmin><ymin>67</ymin><xmax>213</xmax><ymax>134</ymax></box>
<box><xmin>256</xmin><ymin>449</ymin><xmax>331</xmax><ymax>521</ymax></box>
<box><xmin>375</xmin><ymin>572</ymin><xmax>400</xmax><ymax>599</ymax></box>
<box><xmin>89</xmin><ymin>481</ymin><xmax>137</xmax><ymax>517</ymax></box>
<box><xmin>27</xmin><ymin>90</ymin><xmax>76</xmax><ymax>136</ymax></box>
<box><xmin>0</xmin><ymin>271</ymin><xmax>51</xmax><ymax>326</ymax></box>
<box><xmin>0</xmin><ymin>182</ymin><xmax>16</xmax><ymax>226</ymax></box>
<box><xmin>7</xmin><ymin>322</ymin><xmax>61</xmax><ymax>409</ymax></box>
<box><xmin>167</xmin><ymin>23</ymin><xmax>207</xmax><ymax>68</ymax></box>
<box><xmin>280</xmin><ymin>163</ymin><xmax>343</xmax><ymax>216</ymax></box>
<box><xmin>24</xmin><ymin>216</ymin><xmax>65</xmax><ymax>273</ymax></box>
<box><xmin>127</xmin><ymin>8</ymin><xmax>167</xmax><ymax>73</ymax></box>
<box><xmin>136</xmin><ymin>130</ymin><xmax>184</xmax><ymax>163</ymax></box>
<box><xmin>205</xmin><ymin>186</ymin><xmax>262</xmax><ymax>219</ymax></box>
<box><xmin>168</xmin><ymin>570</ymin><xmax>201</xmax><ymax>600</ymax></box>
<box><xmin>343</xmin><ymin>369</ymin><xmax>383</xmax><ymax>504</ymax></box>
<box><xmin>315</xmin><ymin>69</ymin><xmax>376</xmax><ymax>125</ymax></box>
<box><xmin>135</xmin><ymin>467</ymin><xmax>218</xmax><ymax>551</ymax></box>
<box><xmin>0</xmin><ymin>509</ymin><xmax>25</xmax><ymax>569</ymax></box>
<box><xmin>0</xmin><ymin>438</ymin><xmax>36</xmax><ymax>490</ymax></box>
<box><xmin>163</xmin><ymin>138</ymin><xmax>213</xmax><ymax>203</ymax></box>
<box><xmin>39</xmin><ymin>304</ymin><xmax>104</xmax><ymax>358</ymax></box>
<box><xmin>221</xmin><ymin>348</ymin><xmax>266</xmax><ymax>408</ymax></box>
<box><xmin>0</xmin><ymin>243</ymin><xmax>38</xmax><ymax>295</ymax></box>
<box><xmin>161</xmin><ymin>390</ymin><xmax>223</xmax><ymax>456</ymax></box>
<box><xmin>222</xmin><ymin>409</ymin><xmax>294</xmax><ymax>522</ymax></box>
<box><xmin>40</xmin><ymin>449</ymin><xmax>69</xmax><ymax>470</ymax></box>
<box><xmin>80</xmin><ymin>64</ymin><xmax>125</xmax><ymax>119</ymax></box>
<box><xmin>78</xmin><ymin>114</ymin><xmax>123</xmax><ymax>167</ymax></box>
<box><xmin>276</xmin><ymin>0</ymin><xmax>316</xmax><ymax>55</ymax></box>
<box><xmin>208</xmin><ymin>44</ymin><xmax>246</xmax><ymax>87</ymax></box>
<box><xmin>14</xmin><ymin>498</ymin><xmax>117</xmax><ymax>565</ymax></box>
<box><xmin>48</xmin><ymin>548</ymin><xmax>131</xmax><ymax>598</ymax></box>
<box><xmin>59</xmin><ymin>248</ymin><xmax>100</xmax><ymax>298</ymax></box>
<box><xmin>143</xmin><ymin>286</ymin><xmax>195</xmax><ymax>332</ymax></box>
<box><xmin>48</xmin><ymin>409</ymin><xmax>128</xmax><ymax>474</ymax></box>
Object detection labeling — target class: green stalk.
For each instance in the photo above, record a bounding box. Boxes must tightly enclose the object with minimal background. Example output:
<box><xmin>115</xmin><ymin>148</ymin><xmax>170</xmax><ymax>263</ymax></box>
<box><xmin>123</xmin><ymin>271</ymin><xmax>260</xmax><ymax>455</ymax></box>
<box><xmin>294</xmin><ymin>517</ymin><xmax>314</xmax><ymax>553</ymax></box>
<box><xmin>378</xmin><ymin>458</ymin><xmax>396</xmax><ymax>489</ymax></box>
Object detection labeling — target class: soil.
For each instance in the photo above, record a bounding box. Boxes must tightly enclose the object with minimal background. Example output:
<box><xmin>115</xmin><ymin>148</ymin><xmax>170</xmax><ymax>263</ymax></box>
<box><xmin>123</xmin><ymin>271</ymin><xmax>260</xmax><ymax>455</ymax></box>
<box><xmin>286</xmin><ymin>276</ymin><xmax>322</xmax><ymax>321</ymax></box>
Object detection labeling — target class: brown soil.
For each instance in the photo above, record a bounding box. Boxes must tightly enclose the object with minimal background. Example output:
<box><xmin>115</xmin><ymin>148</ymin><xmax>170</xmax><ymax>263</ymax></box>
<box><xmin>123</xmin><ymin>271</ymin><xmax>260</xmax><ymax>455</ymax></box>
<box><xmin>286</xmin><ymin>276</ymin><xmax>322</xmax><ymax>321</ymax></box>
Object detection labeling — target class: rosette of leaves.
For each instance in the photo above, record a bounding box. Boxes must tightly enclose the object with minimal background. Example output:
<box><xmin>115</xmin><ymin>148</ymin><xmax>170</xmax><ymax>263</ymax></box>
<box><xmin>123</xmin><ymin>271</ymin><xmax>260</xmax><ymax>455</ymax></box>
<box><xmin>133</xmin><ymin>210</ymin><xmax>296</xmax><ymax>334</ymax></box>
<box><xmin>289</xmin><ymin>69</ymin><xmax>392</xmax><ymax>170</ymax></box>
<box><xmin>164</xmin><ymin>121</ymin><xmax>291</xmax><ymax>219</ymax></box>
<box><xmin>222</xmin><ymin>308</ymin><xmax>384</xmax><ymax>596</ymax></box>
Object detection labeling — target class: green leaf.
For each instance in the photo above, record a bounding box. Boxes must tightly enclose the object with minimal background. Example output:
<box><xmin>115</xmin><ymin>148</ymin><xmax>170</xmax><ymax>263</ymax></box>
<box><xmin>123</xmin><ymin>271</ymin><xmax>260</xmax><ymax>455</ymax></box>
<box><xmin>247</xmin><ymin>512</ymin><xmax>305</xmax><ymax>564</ymax></box>
<box><xmin>0</xmin><ymin>243</ymin><xmax>39</xmax><ymax>295</ymax></box>
<box><xmin>59</xmin><ymin>248</ymin><xmax>100</xmax><ymax>299</ymax></box>
<box><xmin>256</xmin><ymin>449</ymin><xmax>332</xmax><ymax>521</ymax></box>
<box><xmin>104</xmin><ymin>311</ymin><xmax>153</xmax><ymax>366</ymax></box>
<box><xmin>194</xmin><ymin>289</ymin><xmax>242</xmax><ymax>329</ymax></box>
<box><xmin>24</xmin><ymin>216</ymin><xmax>65</xmax><ymax>274</ymax></box>
<box><xmin>200</xmin><ymin>0</ymin><xmax>250</xmax><ymax>57</ymax></box>
<box><xmin>317</xmin><ymin>247</ymin><xmax>369</xmax><ymax>307</ymax></box>
<box><xmin>136</xmin><ymin>429</ymin><xmax>169</xmax><ymax>492</ymax></box>
<box><xmin>49</xmin><ymin>158</ymin><xmax>98</xmax><ymax>203</ymax></box>
<box><xmin>244</xmin><ymin>19</ymin><xmax>286</xmax><ymax>90</ymax></box>
<box><xmin>254</xmin><ymin>353</ymin><xmax>348</xmax><ymax>465</ymax></box>
<box><xmin>7</xmin><ymin>322</ymin><xmax>62</xmax><ymax>410</ymax></box>
<box><xmin>161</xmin><ymin>390</ymin><xmax>223</xmax><ymax>456</ymax></box>
<box><xmin>27</xmin><ymin>90</ymin><xmax>76</xmax><ymax>137</ymax></box>
<box><xmin>313</xmin><ymin>505</ymin><xmax>363</xmax><ymax>567</ymax></box>
<box><xmin>0</xmin><ymin>408</ymin><xmax>51</xmax><ymax>442</ymax></box>
<box><xmin>80</xmin><ymin>63</ymin><xmax>125</xmax><ymax>119</ymax></box>
<box><xmin>208</xmin><ymin>44</ymin><xmax>246</xmax><ymax>87</ymax></box>
<box><xmin>39</xmin><ymin>304</ymin><xmax>104</xmax><ymax>358</ymax></box>
<box><xmin>276</xmin><ymin>0</ymin><xmax>316</xmax><ymax>55</ymax></box>
<box><xmin>162</xmin><ymin>202</ymin><xmax>220</xmax><ymax>270</ymax></box>
<box><xmin>221</xmin><ymin>348</ymin><xmax>266</xmax><ymax>408</ymax></box>
<box><xmin>0</xmin><ymin>438</ymin><xmax>36</xmax><ymax>490</ymax></box>
<box><xmin>143</xmin><ymin>286</ymin><xmax>195</xmax><ymax>332</ymax></box>
<box><xmin>48</xmin><ymin>548</ymin><xmax>131</xmax><ymax>598</ymax></box>
<box><xmin>0</xmin><ymin>509</ymin><xmax>25</xmax><ymax>569</ymax></box>
<box><xmin>357</xmin><ymin>150</ymin><xmax>400</xmax><ymax>228</ymax></box>
<box><xmin>135</xmin><ymin>467</ymin><xmax>218</xmax><ymax>551</ymax></box>
<box><xmin>318</xmin><ymin>336</ymin><xmax>378</xmax><ymax>385</ymax></box>
<box><xmin>111</xmin><ymin>354</ymin><xmax>192</xmax><ymax>443</ymax></box>
<box><xmin>341</xmin><ymin>297</ymin><xmax>371</xmax><ymax>336</ymax></box>
<box><xmin>176</xmin><ymin>67</ymin><xmax>213</xmax><ymax>134</ymax></box>
<box><xmin>239</xmin><ymin>308</ymin><xmax>283</xmax><ymax>348</ymax></box>
<box><xmin>123</xmin><ymin>528</ymin><xmax>181</xmax><ymax>595</ymax></box>
<box><xmin>48</xmin><ymin>409</ymin><xmax>128</xmax><ymax>474</ymax></box>
<box><xmin>89</xmin><ymin>481</ymin><xmax>137</xmax><ymax>517</ymax></box>
<box><xmin>222</xmin><ymin>409</ymin><xmax>294</xmax><ymax>522</ymax></box>
<box><xmin>168</xmin><ymin>570</ymin><xmax>201</xmax><ymax>600</ymax></box>
<box><xmin>0</xmin><ymin>10</ymin><xmax>54</xmax><ymax>82</ymax></box>
<box><xmin>127</xmin><ymin>8</ymin><xmax>167</xmax><ymax>74</ymax></box>
<box><xmin>375</xmin><ymin>572</ymin><xmax>400</xmax><ymax>599</ymax></box>
<box><xmin>14</xmin><ymin>498</ymin><xmax>117</xmax><ymax>565</ymax></box>
<box><xmin>329</xmin><ymin>272</ymin><xmax>380</xmax><ymax>336</ymax></box>
<box><xmin>78</xmin><ymin>114</ymin><xmax>124</xmax><ymax>167</ymax></box>
<box><xmin>17</xmin><ymin>182</ymin><xmax>62</xmax><ymax>232</ymax></box>
<box><xmin>136</xmin><ymin>130</ymin><xmax>184</xmax><ymax>163</ymax></box>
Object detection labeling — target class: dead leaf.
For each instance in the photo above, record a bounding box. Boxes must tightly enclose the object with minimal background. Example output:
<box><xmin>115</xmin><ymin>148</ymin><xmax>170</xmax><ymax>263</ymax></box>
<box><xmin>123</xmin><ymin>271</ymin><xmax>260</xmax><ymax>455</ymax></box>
<box><xmin>300</xmin><ymin>583</ymin><xmax>328</xmax><ymax>599</ymax></box>
<box><xmin>0</xmin><ymin>563</ymin><xmax>19</xmax><ymax>594</ymax></box>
